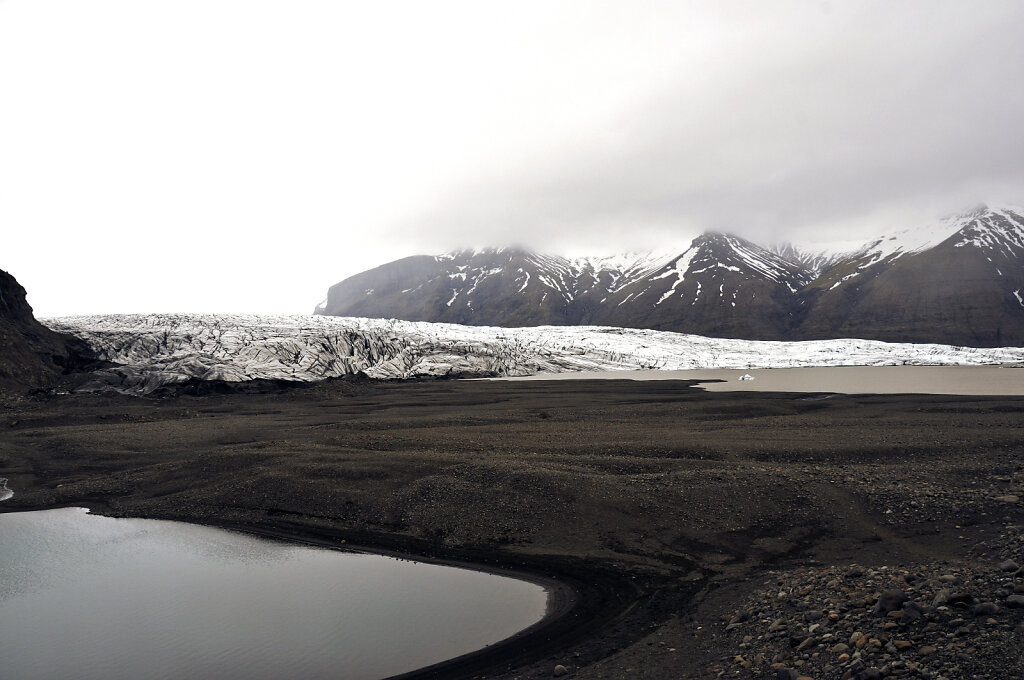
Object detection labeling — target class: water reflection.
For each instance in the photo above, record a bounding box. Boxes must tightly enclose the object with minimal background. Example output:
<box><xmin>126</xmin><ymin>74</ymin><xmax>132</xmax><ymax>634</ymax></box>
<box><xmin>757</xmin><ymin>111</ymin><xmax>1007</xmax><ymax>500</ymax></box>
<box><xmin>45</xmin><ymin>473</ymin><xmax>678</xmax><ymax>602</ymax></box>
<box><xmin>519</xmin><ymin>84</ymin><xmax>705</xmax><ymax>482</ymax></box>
<box><xmin>0</xmin><ymin>508</ymin><xmax>548</xmax><ymax>680</ymax></box>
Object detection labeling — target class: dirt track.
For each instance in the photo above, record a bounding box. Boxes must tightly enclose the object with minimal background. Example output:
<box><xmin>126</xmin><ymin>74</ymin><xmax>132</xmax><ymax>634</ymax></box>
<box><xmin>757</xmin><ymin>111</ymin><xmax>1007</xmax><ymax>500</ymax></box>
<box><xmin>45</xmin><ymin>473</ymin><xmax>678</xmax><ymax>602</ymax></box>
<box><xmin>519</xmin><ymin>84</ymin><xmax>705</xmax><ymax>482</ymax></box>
<box><xmin>2</xmin><ymin>378</ymin><xmax>1023</xmax><ymax>679</ymax></box>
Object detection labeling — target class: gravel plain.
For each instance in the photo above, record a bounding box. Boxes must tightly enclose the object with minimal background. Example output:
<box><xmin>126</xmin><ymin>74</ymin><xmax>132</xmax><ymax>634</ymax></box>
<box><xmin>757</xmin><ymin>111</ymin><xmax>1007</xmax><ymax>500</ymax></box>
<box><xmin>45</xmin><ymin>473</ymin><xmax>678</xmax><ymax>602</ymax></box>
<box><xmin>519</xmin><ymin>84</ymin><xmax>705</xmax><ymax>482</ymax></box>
<box><xmin>1</xmin><ymin>377</ymin><xmax>1022</xmax><ymax>679</ymax></box>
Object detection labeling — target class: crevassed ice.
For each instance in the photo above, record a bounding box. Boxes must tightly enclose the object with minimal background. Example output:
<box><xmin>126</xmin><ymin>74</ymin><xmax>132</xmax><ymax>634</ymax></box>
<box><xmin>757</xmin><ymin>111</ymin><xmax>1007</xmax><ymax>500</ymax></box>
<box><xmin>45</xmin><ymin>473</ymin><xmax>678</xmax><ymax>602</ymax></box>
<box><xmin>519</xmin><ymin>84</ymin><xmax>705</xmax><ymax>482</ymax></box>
<box><xmin>41</xmin><ymin>314</ymin><xmax>1024</xmax><ymax>394</ymax></box>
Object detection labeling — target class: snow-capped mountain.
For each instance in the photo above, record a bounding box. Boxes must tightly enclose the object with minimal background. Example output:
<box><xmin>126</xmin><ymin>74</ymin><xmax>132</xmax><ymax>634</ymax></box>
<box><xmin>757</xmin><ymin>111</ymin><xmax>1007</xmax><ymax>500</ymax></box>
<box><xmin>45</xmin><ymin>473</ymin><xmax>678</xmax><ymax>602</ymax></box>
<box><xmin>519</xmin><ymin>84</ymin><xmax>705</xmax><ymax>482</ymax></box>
<box><xmin>595</xmin><ymin>233</ymin><xmax>812</xmax><ymax>339</ymax></box>
<box><xmin>799</xmin><ymin>206</ymin><xmax>1024</xmax><ymax>346</ymax></box>
<box><xmin>313</xmin><ymin>248</ymin><xmax>680</xmax><ymax>328</ymax></box>
<box><xmin>317</xmin><ymin>206</ymin><xmax>1024</xmax><ymax>347</ymax></box>
<box><xmin>43</xmin><ymin>314</ymin><xmax>1024</xmax><ymax>394</ymax></box>
<box><xmin>770</xmin><ymin>241</ymin><xmax>860</xmax><ymax>278</ymax></box>
<box><xmin>803</xmin><ymin>206</ymin><xmax>1017</xmax><ymax>292</ymax></box>
<box><xmin>316</xmin><ymin>234</ymin><xmax>812</xmax><ymax>340</ymax></box>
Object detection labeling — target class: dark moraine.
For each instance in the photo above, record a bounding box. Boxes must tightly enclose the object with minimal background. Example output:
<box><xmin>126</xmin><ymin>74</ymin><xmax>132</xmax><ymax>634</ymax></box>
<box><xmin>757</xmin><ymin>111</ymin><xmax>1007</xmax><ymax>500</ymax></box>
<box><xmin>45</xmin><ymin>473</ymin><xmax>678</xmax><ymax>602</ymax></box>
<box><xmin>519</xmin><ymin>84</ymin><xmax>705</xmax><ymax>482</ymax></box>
<box><xmin>0</xmin><ymin>508</ymin><xmax>548</xmax><ymax>680</ymax></box>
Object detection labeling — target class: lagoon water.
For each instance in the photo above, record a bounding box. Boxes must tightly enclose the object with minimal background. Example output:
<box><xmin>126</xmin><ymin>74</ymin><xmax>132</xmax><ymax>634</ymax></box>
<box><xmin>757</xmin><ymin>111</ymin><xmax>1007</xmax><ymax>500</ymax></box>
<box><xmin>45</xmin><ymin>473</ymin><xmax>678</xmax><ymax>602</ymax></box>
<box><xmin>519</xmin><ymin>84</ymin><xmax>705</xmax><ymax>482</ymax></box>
<box><xmin>499</xmin><ymin>365</ymin><xmax>1024</xmax><ymax>395</ymax></box>
<box><xmin>0</xmin><ymin>508</ymin><xmax>548</xmax><ymax>680</ymax></box>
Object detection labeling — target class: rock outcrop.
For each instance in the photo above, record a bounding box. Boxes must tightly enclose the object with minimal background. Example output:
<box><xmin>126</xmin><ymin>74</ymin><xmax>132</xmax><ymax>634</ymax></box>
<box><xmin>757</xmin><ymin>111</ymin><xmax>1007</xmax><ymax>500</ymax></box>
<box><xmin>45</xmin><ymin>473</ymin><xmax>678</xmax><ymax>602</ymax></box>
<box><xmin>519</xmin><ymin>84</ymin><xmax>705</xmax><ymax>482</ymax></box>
<box><xmin>0</xmin><ymin>268</ymin><xmax>86</xmax><ymax>392</ymax></box>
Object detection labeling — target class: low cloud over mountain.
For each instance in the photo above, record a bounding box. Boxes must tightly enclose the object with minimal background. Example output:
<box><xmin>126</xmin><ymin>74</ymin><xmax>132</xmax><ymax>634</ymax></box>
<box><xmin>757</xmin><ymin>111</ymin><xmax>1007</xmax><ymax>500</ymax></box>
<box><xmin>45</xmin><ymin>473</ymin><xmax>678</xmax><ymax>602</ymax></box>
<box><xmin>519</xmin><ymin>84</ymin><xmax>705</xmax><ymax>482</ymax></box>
<box><xmin>317</xmin><ymin>206</ymin><xmax>1024</xmax><ymax>347</ymax></box>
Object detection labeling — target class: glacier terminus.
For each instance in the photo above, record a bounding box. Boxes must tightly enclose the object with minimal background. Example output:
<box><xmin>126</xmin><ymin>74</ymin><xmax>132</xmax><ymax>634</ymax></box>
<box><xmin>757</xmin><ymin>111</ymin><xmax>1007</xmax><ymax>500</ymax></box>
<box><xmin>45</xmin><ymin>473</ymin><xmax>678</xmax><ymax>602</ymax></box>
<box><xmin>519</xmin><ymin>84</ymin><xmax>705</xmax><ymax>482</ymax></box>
<box><xmin>44</xmin><ymin>314</ymin><xmax>1024</xmax><ymax>394</ymax></box>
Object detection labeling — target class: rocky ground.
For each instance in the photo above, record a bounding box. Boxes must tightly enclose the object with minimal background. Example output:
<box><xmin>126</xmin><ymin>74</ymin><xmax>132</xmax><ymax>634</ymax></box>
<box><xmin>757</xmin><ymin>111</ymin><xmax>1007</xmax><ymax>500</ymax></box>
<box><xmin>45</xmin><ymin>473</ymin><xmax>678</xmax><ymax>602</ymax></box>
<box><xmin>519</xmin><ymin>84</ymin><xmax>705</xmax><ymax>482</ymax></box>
<box><xmin>719</xmin><ymin>554</ymin><xmax>1024</xmax><ymax>680</ymax></box>
<box><xmin>1</xmin><ymin>378</ymin><xmax>1023</xmax><ymax>679</ymax></box>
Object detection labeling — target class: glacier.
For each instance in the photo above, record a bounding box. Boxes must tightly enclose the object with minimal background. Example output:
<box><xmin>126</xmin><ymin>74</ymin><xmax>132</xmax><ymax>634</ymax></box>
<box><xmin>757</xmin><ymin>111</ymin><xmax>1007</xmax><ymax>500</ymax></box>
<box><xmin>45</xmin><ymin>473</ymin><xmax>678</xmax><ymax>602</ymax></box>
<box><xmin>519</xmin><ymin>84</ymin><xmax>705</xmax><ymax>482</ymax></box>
<box><xmin>42</xmin><ymin>314</ymin><xmax>1024</xmax><ymax>395</ymax></box>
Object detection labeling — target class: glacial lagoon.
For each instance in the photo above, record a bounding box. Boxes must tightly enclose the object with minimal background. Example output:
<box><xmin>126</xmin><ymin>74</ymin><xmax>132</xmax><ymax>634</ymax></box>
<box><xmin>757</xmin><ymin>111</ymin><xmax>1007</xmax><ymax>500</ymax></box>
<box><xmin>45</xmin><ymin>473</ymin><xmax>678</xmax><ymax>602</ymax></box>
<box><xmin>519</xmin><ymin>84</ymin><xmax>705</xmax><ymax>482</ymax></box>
<box><xmin>0</xmin><ymin>508</ymin><xmax>548</xmax><ymax>680</ymax></box>
<box><xmin>499</xmin><ymin>365</ymin><xmax>1024</xmax><ymax>395</ymax></box>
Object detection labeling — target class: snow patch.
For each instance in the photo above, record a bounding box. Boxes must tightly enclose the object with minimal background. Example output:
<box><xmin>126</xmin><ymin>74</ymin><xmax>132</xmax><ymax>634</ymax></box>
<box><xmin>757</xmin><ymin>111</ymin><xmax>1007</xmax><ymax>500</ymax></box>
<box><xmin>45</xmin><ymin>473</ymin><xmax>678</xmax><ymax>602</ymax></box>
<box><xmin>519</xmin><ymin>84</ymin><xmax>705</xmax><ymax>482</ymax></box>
<box><xmin>953</xmin><ymin>207</ymin><xmax>1024</xmax><ymax>258</ymax></box>
<box><xmin>654</xmin><ymin>247</ymin><xmax>699</xmax><ymax>305</ymax></box>
<box><xmin>517</xmin><ymin>270</ymin><xmax>531</xmax><ymax>293</ymax></box>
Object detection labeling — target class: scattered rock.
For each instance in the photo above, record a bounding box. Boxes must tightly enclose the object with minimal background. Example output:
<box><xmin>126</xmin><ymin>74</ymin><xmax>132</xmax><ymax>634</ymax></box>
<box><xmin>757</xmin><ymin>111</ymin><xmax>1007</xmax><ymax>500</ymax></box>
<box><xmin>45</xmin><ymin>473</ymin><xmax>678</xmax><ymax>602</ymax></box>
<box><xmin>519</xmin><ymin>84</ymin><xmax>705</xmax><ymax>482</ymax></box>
<box><xmin>796</xmin><ymin>636</ymin><xmax>818</xmax><ymax>651</ymax></box>
<box><xmin>899</xmin><ymin>601</ymin><xmax>924</xmax><ymax>624</ymax></box>
<box><xmin>873</xmin><ymin>590</ymin><xmax>908</xmax><ymax>615</ymax></box>
<box><xmin>723</xmin><ymin>553</ymin><xmax>1024</xmax><ymax>680</ymax></box>
<box><xmin>553</xmin><ymin>664</ymin><xmax>569</xmax><ymax>677</ymax></box>
<box><xmin>855</xmin><ymin>670</ymin><xmax>882</xmax><ymax>680</ymax></box>
<box><xmin>947</xmin><ymin>592</ymin><xmax>975</xmax><ymax>606</ymax></box>
<box><xmin>971</xmin><ymin>601</ymin><xmax>1000</xmax><ymax>617</ymax></box>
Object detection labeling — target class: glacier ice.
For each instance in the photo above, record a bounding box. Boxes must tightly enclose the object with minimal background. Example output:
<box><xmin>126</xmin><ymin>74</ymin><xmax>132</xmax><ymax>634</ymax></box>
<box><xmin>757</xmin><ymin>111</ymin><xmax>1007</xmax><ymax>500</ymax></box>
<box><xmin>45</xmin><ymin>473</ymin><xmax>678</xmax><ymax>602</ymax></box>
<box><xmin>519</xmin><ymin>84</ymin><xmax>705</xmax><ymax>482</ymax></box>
<box><xmin>41</xmin><ymin>314</ymin><xmax>1024</xmax><ymax>395</ymax></box>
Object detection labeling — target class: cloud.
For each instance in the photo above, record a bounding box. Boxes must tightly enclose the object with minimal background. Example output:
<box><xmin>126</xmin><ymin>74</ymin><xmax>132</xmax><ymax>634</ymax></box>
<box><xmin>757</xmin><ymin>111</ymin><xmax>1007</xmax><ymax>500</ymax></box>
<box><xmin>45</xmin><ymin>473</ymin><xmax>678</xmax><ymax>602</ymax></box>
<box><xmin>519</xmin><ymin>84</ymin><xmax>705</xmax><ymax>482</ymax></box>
<box><xmin>392</xmin><ymin>1</ymin><xmax>1024</xmax><ymax>252</ymax></box>
<box><xmin>2</xmin><ymin>1</ymin><xmax>1022</xmax><ymax>314</ymax></box>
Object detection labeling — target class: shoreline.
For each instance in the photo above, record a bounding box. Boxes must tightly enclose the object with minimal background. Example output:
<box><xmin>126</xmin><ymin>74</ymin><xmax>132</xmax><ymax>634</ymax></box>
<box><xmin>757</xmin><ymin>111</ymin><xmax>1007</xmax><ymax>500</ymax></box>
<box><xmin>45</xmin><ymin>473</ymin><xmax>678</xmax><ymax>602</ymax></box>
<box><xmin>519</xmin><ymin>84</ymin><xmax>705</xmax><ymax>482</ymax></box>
<box><xmin>2</xmin><ymin>379</ymin><xmax>1022</xmax><ymax>678</ymax></box>
<box><xmin>489</xmin><ymin>364</ymin><xmax>1024</xmax><ymax>395</ymax></box>
<box><xmin>0</xmin><ymin>501</ymin><xmax>658</xmax><ymax>680</ymax></box>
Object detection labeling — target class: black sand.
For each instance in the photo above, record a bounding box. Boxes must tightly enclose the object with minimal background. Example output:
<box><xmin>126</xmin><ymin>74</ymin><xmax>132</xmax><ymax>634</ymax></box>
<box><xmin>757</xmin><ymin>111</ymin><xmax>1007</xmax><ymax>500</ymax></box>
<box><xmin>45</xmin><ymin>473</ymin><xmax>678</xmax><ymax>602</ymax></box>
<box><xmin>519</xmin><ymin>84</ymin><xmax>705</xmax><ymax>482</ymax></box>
<box><xmin>2</xmin><ymin>378</ymin><xmax>1022</xmax><ymax>679</ymax></box>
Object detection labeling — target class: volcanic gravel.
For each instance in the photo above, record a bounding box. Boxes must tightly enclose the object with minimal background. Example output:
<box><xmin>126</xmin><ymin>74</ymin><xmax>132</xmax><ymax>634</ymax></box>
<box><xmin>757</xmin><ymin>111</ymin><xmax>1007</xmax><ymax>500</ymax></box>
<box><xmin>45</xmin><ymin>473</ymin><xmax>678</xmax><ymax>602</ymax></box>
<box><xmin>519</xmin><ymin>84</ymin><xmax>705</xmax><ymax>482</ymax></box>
<box><xmin>2</xmin><ymin>378</ymin><xmax>1023</xmax><ymax>680</ymax></box>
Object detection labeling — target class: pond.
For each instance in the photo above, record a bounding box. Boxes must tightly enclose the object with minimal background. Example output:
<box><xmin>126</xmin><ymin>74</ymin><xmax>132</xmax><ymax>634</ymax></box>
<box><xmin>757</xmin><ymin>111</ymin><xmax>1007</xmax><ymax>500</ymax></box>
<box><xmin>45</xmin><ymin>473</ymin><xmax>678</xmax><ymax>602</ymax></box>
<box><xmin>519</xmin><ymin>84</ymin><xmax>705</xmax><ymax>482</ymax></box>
<box><xmin>0</xmin><ymin>508</ymin><xmax>549</xmax><ymax>680</ymax></box>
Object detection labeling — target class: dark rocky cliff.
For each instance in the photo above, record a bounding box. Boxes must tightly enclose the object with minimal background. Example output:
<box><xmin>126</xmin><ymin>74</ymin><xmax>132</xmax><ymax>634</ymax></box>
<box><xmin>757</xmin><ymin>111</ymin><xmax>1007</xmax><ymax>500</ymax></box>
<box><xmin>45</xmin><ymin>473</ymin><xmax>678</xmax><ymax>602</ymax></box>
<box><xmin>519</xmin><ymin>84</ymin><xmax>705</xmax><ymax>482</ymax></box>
<box><xmin>0</xmin><ymin>268</ymin><xmax>92</xmax><ymax>392</ymax></box>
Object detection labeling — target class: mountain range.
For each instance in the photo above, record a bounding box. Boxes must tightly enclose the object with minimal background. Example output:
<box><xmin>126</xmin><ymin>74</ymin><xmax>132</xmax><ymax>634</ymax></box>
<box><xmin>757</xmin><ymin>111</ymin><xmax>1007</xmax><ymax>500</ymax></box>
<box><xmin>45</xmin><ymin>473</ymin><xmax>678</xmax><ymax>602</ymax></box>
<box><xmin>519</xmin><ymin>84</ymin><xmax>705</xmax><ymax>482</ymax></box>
<box><xmin>315</xmin><ymin>206</ymin><xmax>1024</xmax><ymax>347</ymax></box>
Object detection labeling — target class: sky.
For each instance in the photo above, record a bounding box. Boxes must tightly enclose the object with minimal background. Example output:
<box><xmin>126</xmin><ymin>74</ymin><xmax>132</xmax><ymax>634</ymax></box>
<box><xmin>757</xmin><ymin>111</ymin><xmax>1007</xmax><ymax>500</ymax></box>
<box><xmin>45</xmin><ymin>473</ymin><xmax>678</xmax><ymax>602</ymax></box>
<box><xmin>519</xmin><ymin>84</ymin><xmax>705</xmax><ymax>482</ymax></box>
<box><xmin>2</xmin><ymin>1</ymin><xmax>1023</xmax><ymax>316</ymax></box>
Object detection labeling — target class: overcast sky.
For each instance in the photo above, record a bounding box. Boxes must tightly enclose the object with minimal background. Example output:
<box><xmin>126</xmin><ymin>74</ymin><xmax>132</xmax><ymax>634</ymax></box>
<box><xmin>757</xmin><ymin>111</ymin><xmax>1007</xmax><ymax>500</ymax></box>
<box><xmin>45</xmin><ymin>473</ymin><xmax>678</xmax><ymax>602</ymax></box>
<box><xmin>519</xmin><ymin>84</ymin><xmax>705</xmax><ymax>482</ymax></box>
<box><xmin>2</xmin><ymin>1</ymin><xmax>1023</xmax><ymax>316</ymax></box>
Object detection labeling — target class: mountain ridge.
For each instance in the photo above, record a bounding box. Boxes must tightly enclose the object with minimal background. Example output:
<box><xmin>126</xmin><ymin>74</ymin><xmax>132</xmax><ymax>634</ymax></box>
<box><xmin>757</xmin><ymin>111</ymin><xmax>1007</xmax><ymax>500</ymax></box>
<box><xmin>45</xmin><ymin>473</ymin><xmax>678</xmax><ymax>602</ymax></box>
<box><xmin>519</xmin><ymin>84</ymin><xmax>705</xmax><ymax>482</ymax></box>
<box><xmin>316</xmin><ymin>206</ymin><xmax>1024</xmax><ymax>347</ymax></box>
